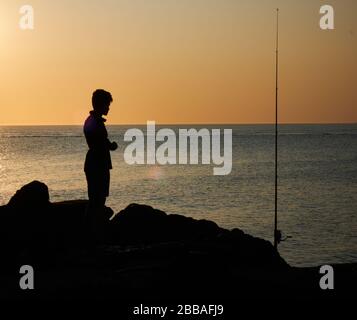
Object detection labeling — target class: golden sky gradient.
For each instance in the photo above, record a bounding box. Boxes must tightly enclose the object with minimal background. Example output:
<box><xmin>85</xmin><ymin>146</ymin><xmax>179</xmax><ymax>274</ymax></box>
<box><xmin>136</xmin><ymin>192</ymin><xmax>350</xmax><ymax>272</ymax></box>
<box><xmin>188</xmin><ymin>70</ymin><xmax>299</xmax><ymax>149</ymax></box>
<box><xmin>0</xmin><ymin>0</ymin><xmax>356</xmax><ymax>125</ymax></box>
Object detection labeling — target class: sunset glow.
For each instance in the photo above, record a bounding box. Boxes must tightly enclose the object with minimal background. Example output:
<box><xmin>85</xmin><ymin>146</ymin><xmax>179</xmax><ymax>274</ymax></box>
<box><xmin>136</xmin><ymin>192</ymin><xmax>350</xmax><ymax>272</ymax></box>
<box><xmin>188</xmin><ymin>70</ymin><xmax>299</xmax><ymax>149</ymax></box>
<box><xmin>0</xmin><ymin>0</ymin><xmax>356</xmax><ymax>125</ymax></box>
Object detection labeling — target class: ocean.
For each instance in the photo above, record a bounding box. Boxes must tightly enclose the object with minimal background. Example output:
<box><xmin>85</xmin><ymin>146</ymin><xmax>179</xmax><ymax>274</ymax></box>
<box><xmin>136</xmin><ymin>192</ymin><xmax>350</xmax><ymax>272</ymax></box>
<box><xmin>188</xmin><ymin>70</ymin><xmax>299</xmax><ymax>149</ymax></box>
<box><xmin>0</xmin><ymin>124</ymin><xmax>356</xmax><ymax>267</ymax></box>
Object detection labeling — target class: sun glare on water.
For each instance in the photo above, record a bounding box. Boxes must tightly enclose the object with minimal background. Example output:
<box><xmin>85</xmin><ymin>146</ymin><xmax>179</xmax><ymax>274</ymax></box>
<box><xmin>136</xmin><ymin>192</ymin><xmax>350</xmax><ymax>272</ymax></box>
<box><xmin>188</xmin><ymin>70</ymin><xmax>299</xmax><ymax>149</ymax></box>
<box><xmin>147</xmin><ymin>166</ymin><xmax>164</xmax><ymax>180</ymax></box>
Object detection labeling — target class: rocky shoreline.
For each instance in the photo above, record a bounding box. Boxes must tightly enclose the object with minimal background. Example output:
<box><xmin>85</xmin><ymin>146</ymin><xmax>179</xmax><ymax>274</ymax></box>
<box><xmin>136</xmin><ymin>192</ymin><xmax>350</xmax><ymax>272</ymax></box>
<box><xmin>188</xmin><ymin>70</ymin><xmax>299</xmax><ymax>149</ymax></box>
<box><xmin>0</xmin><ymin>181</ymin><xmax>355</xmax><ymax>299</ymax></box>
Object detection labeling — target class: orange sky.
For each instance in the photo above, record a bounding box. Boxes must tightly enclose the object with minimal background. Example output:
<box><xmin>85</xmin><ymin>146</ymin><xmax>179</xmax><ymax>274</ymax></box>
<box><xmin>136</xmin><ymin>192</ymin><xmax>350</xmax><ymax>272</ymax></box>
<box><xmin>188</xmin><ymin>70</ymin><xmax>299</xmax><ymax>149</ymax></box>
<box><xmin>0</xmin><ymin>0</ymin><xmax>356</xmax><ymax>125</ymax></box>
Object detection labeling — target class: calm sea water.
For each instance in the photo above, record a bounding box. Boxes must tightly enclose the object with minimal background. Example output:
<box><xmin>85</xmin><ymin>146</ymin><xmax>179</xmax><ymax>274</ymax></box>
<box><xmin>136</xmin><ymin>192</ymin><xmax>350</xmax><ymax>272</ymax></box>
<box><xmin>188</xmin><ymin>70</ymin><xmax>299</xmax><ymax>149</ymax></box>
<box><xmin>0</xmin><ymin>124</ymin><xmax>356</xmax><ymax>267</ymax></box>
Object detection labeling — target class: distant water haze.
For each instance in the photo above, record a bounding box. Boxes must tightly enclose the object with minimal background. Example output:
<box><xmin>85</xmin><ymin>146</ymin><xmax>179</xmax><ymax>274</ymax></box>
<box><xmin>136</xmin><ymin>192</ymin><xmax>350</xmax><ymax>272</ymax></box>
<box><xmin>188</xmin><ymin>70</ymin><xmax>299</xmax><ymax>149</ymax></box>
<box><xmin>0</xmin><ymin>124</ymin><xmax>356</xmax><ymax>267</ymax></box>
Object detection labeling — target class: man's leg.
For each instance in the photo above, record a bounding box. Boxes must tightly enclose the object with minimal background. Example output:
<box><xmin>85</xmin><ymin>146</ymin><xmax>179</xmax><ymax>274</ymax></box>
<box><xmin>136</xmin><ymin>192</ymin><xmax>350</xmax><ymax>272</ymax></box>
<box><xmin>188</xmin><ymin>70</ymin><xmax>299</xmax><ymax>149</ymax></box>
<box><xmin>85</xmin><ymin>170</ymin><xmax>107</xmax><ymax>242</ymax></box>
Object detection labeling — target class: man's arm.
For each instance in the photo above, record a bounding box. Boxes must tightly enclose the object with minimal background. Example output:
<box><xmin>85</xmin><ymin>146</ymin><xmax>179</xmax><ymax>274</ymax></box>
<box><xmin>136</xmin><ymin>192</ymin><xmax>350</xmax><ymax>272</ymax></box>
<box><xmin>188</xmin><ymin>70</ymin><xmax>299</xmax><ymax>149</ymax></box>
<box><xmin>108</xmin><ymin>140</ymin><xmax>118</xmax><ymax>151</ymax></box>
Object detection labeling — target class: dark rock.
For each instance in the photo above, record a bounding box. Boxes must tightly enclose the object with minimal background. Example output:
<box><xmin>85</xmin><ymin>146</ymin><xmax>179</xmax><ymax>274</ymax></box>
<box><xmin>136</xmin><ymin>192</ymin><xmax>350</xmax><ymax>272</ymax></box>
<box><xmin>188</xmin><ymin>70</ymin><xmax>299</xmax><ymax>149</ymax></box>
<box><xmin>1</xmin><ymin>181</ymin><xmax>356</xmax><ymax>299</ymax></box>
<box><xmin>1</xmin><ymin>181</ymin><xmax>288</xmax><ymax>273</ymax></box>
<box><xmin>109</xmin><ymin>203</ymin><xmax>222</xmax><ymax>244</ymax></box>
<box><xmin>7</xmin><ymin>180</ymin><xmax>49</xmax><ymax>210</ymax></box>
<box><xmin>50</xmin><ymin>200</ymin><xmax>113</xmax><ymax>246</ymax></box>
<box><xmin>108</xmin><ymin>203</ymin><xmax>288</xmax><ymax>269</ymax></box>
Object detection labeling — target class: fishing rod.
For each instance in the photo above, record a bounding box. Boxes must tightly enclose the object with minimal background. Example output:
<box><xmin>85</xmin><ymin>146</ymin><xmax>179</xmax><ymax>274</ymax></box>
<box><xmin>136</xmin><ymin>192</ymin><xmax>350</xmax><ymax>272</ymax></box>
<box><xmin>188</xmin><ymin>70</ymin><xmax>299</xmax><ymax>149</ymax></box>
<box><xmin>274</xmin><ymin>8</ymin><xmax>281</xmax><ymax>250</ymax></box>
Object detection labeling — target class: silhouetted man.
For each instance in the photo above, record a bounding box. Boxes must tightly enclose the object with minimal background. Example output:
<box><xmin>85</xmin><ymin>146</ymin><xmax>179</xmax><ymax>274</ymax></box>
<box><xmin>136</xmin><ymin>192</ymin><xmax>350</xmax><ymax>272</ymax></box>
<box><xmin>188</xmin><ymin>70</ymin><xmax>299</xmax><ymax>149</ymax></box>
<box><xmin>84</xmin><ymin>89</ymin><xmax>117</xmax><ymax>236</ymax></box>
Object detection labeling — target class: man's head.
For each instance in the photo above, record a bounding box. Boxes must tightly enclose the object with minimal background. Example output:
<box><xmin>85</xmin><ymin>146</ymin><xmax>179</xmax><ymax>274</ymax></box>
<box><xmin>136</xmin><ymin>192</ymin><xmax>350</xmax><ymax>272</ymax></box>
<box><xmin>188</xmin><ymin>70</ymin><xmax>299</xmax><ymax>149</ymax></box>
<box><xmin>92</xmin><ymin>89</ymin><xmax>113</xmax><ymax>116</ymax></box>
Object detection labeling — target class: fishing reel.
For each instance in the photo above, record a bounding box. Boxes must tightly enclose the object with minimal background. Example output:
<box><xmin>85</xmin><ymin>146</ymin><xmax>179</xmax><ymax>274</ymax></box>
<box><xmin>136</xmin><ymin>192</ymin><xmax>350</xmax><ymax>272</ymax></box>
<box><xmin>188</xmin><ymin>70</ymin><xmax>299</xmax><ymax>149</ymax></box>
<box><xmin>275</xmin><ymin>229</ymin><xmax>292</xmax><ymax>244</ymax></box>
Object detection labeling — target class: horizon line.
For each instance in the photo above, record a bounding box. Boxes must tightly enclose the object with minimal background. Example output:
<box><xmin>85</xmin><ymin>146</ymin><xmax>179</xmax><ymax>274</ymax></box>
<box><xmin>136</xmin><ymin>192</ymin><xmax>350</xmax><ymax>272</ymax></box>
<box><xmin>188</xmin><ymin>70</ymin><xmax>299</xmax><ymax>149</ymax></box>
<box><xmin>1</xmin><ymin>122</ymin><xmax>357</xmax><ymax>127</ymax></box>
